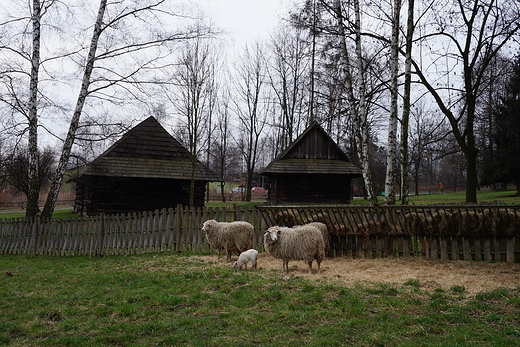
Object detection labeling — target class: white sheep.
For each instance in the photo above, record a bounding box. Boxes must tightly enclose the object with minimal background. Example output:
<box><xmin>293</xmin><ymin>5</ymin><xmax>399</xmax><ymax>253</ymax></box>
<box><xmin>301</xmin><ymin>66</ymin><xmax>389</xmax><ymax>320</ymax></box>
<box><xmin>294</xmin><ymin>222</ymin><xmax>330</xmax><ymax>254</ymax></box>
<box><xmin>201</xmin><ymin>219</ymin><xmax>254</xmax><ymax>262</ymax></box>
<box><xmin>263</xmin><ymin>225</ymin><xmax>325</xmax><ymax>274</ymax></box>
<box><xmin>233</xmin><ymin>249</ymin><xmax>259</xmax><ymax>270</ymax></box>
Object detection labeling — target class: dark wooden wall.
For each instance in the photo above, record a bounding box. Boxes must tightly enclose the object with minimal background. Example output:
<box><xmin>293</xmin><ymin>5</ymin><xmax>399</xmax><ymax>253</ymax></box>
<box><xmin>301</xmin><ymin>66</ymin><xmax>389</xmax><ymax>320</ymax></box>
<box><xmin>284</xmin><ymin>128</ymin><xmax>346</xmax><ymax>160</ymax></box>
<box><xmin>75</xmin><ymin>176</ymin><xmax>206</xmax><ymax>215</ymax></box>
<box><xmin>268</xmin><ymin>174</ymin><xmax>353</xmax><ymax>204</ymax></box>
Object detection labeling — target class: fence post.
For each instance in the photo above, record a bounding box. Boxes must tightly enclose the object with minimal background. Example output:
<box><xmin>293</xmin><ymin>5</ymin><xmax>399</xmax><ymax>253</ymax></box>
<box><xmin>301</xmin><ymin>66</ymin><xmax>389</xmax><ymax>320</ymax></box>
<box><xmin>98</xmin><ymin>213</ymin><xmax>105</xmax><ymax>257</ymax></box>
<box><xmin>176</xmin><ymin>204</ymin><xmax>183</xmax><ymax>252</ymax></box>
<box><xmin>31</xmin><ymin>217</ymin><xmax>39</xmax><ymax>256</ymax></box>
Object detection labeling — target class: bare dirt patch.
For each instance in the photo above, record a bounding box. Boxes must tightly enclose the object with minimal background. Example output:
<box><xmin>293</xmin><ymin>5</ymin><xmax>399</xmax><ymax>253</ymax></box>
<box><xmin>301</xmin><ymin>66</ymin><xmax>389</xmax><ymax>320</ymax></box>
<box><xmin>199</xmin><ymin>253</ymin><xmax>520</xmax><ymax>295</ymax></box>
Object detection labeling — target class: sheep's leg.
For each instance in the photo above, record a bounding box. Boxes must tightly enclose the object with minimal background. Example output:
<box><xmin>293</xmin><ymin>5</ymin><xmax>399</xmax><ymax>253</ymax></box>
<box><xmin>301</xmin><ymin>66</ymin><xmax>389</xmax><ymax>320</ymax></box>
<box><xmin>316</xmin><ymin>260</ymin><xmax>321</xmax><ymax>274</ymax></box>
<box><xmin>252</xmin><ymin>260</ymin><xmax>257</xmax><ymax>269</ymax></box>
<box><xmin>308</xmin><ymin>261</ymin><xmax>313</xmax><ymax>274</ymax></box>
<box><xmin>226</xmin><ymin>250</ymin><xmax>232</xmax><ymax>262</ymax></box>
<box><xmin>283</xmin><ymin>260</ymin><xmax>289</xmax><ymax>272</ymax></box>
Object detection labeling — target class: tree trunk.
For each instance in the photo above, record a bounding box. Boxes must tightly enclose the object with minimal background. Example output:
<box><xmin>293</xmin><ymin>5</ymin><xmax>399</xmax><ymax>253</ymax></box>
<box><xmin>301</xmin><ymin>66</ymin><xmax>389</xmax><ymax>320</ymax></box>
<box><xmin>26</xmin><ymin>0</ymin><xmax>42</xmax><ymax>218</ymax></box>
<box><xmin>400</xmin><ymin>0</ymin><xmax>414</xmax><ymax>205</ymax></box>
<box><xmin>353</xmin><ymin>0</ymin><xmax>378</xmax><ymax>205</ymax></box>
<box><xmin>334</xmin><ymin>0</ymin><xmax>378</xmax><ymax>205</ymax></box>
<box><xmin>465</xmin><ymin>148</ymin><xmax>478</xmax><ymax>203</ymax></box>
<box><xmin>385</xmin><ymin>0</ymin><xmax>401</xmax><ymax>205</ymax></box>
<box><xmin>41</xmin><ymin>0</ymin><xmax>107</xmax><ymax>218</ymax></box>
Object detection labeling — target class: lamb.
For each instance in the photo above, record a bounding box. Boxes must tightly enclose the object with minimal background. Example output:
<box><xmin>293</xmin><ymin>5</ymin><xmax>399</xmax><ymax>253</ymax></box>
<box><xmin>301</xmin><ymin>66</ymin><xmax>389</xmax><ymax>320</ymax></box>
<box><xmin>233</xmin><ymin>249</ymin><xmax>259</xmax><ymax>270</ymax></box>
<box><xmin>201</xmin><ymin>219</ymin><xmax>254</xmax><ymax>262</ymax></box>
<box><xmin>263</xmin><ymin>225</ymin><xmax>325</xmax><ymax>274</ymax></box>
<box><xmin>294</xmin><ymin>222</ymin><xmax>330</xmax><ymax>254</ymax></box>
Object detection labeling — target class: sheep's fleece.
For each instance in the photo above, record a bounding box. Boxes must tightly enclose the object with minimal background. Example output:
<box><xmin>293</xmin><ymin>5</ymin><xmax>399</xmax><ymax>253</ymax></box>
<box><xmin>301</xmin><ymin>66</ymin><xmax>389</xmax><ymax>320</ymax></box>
<box><xmin>295</xmin><ymin>222</ymin><xmax>330</xmax><ymax>253</ymax></box>
<box><xmin>201</xmin><ymin>219</ymin><xmax>254</xmax><ymax>262</ymax></box>
<box><xmin>233</xmin><ymin>249</ymin><xmax>258</xmax><ymax>270</ymax></box>
<box><xmin>264</xmin><ymin>225</ymin><xmax>324</xmax><ymax>274</ymax></box>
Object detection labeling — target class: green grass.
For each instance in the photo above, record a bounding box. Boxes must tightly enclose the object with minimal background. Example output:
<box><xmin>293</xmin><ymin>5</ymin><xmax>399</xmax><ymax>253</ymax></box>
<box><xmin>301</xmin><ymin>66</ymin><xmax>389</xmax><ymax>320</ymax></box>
<box><xmin>0</xmin><ymin>208</ymin><xmax>77</xmax><ymax>220</ymax></box>
<box><xmin>1</xmin><ymin>253</ymin><xmax>520</xmax><ymax>346</ymax></box>
<box><xmin>2</xmin><ymin>189</ymin><xmax>518</xmax><ymax>220</ymax></box>
<box><xmin>353</xmin><ymin>189</ymin><xmax>520</xmax><ymax>205</ymax></box>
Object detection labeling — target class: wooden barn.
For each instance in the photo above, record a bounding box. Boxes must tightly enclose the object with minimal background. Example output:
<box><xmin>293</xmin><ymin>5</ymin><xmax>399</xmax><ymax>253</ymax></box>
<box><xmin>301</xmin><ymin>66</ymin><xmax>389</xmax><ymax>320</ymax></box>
<box><xmin>260</xmin><ymin>122</ymin><xmax>362</xmax><ymax>204</ymax></box>
<box><xmin>73</xmin><ymin>116</ymin><xmax>219</xmax><ymax>215</ymax></box>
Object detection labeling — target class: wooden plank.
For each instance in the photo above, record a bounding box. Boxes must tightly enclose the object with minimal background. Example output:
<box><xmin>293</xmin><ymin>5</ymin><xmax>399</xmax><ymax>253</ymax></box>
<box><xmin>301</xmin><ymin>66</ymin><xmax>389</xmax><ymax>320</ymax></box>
<box><xmin>483</xmin><ymin>237</ymin><xmax>492</xmax><ymax>261</ymax></box>
<box><xmin>474</xmin><ymin>237</ymin><xmax>482</xmax><ymax>261</ymax></box>
<box><xmin>506</xmin><ymin>238</ymin><xmax>514</xmax><ymax>263</ymax></box>
<box><xmin>396</xmin><ymin>236</ymin><xmax>404</xmax><ymax>257</ymax></box>
<box><xmin>494</xmin><ymin>237</ymin><xmax>501</xmax><ymax>261</ymax></box>
<box><xmin>499</xmin><ymin>237</ymin><xmax>507</xmax><ymax>262</ymax></box>
<box><xmin>440</xmin><ymin>236</ymin><xmax>448</xmax><ymax>260</ymax></box>
<box><xmin>376</xmin><ymin>237</ymin><xmax>383</xmax><ymax>258</ymax></box>
<box><xmin>430</xmin><ymin>236</ymin><xmax>438</xmax><ymax>260</ymax></box>
<box><xmin>451</xmin><ymin>237</ymin><xmax>459</xmax><ymax>260</ymax></box>
<box><xmin>462</xmin><ymin>238</ymin><xmax>471</xmax><ymax>261</ymax></box>
<box><xmin>419</xmin><ymin>236</ymin><xmax>427</xmax><ymax>258</ymax></box>
<box><xmin>515</xmin><ymin>237</ymin><xmax>520</xmax><ymax>263</ymax></box>
<box><xmin>357</xmin><ymin>236</ymin><xmax>364</xmax><ymax>258</ymax></box>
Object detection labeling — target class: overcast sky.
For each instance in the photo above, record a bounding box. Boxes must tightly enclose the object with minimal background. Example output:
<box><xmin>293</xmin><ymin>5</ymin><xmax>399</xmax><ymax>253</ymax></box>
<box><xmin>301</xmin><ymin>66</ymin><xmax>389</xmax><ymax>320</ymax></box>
<box><xmin>197</xmin><ymin>0</ymin><xmax>291</xmax><ymax>50</ymax></box>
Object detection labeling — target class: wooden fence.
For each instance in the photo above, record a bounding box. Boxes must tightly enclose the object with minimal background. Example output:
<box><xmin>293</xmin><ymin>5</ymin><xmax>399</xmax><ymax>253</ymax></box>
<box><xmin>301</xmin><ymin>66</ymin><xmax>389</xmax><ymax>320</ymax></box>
<box><xmin>2</xmin><ymin>204</ymin><xmax>520</xmax><ymax>263</ymax></box>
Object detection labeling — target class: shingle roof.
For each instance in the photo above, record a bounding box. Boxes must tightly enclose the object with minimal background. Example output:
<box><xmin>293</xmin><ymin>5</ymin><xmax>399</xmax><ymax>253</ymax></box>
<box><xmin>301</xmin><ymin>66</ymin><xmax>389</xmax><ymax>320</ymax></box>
<box><xmin>261</xmin><ymin>159</ymin><xmax>362</xmax><ymax>175</ymax></box>
<box><xmin>79</xmin><ymin>116</ymin><xmax>220</xmax><ymax>181</ymax></box>
<box><xmin>260</xmin><ymin>122</ymin><xmax>362</xmax><ymax>176</ymax></box>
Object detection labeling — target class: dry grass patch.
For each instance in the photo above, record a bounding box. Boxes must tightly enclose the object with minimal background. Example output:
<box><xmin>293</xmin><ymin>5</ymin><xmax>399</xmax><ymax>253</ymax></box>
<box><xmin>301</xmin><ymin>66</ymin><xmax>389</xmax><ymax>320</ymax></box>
<box><xmin>199</xmin><ymin>253</ymin><xmax>520</xmax><ymax>295</ymax></box>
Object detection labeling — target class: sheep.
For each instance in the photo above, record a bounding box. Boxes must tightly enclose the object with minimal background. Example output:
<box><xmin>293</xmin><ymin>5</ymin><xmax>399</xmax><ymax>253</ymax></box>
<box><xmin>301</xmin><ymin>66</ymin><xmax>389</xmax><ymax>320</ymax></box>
<box><xmin>233</xmin><ymin>249</ymin><xmax>259</xmax><ymax>270</ymax></box>
<box><xmin>263</xmin><ymin>225</ymin><xmax>325</xmax><ymax>274</ymax></box>
<box><xmin>294</xmin><ymin>222</ymin><xmax>330</xmax><ymax>254</ymax></box>
<box><xmin>201</xmin><ymin>219</ymin><xmax>254</xmax><ymax>262</ymax></box>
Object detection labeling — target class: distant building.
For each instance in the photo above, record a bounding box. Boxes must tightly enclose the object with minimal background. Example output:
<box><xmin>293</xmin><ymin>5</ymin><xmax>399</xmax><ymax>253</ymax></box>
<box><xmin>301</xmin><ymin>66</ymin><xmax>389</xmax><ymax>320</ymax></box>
<box><xmin>74</xmin><ymin>117</ymin><xmax>219</xmax><ymax>215</ymax></box>
<box><xmin>260</xmin><ymin>122</ymin><xmax>362</xmax><ymax>204</ymax></box>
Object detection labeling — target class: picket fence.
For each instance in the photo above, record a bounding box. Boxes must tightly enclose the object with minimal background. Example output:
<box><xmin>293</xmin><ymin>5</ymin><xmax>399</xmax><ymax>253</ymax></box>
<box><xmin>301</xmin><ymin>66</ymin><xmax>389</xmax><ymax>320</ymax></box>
<box><xmin>1</xmin><ymin>204</ymin><xmax>520</xmax><ymax>263</ymax></box>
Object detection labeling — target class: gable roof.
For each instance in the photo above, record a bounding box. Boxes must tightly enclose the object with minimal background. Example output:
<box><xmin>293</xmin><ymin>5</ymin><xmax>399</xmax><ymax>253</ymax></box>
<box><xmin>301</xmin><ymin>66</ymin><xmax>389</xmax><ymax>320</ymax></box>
<box><xmin>260</xmin><ymin>121</ymin><xmax>362</xmax><ymax>176</ymax></box>
<box><xmin>78</xmin><ymin>116</ymin><xmax>219</xmax><ymax>181</ymax></box>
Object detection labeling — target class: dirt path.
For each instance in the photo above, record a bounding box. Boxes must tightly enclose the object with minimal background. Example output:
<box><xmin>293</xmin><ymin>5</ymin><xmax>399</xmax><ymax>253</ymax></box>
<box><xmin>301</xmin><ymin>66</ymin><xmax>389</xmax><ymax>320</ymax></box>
<box><xmin>199</xmin><ymin>253</ymin><xmax>520</xmax><ymax>295</ymax></box>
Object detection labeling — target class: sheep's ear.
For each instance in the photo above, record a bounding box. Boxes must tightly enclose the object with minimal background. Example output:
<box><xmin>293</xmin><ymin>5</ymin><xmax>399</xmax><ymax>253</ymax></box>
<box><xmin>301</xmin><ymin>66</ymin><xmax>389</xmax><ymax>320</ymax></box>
<box><xmin>277</xmin><ymin>229</ymin><xmax>281</xmax><ymax>235</ymax></box>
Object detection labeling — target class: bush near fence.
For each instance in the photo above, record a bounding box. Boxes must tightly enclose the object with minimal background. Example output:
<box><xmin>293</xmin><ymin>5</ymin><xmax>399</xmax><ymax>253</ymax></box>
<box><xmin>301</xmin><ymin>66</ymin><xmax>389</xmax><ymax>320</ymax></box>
<box><xmin>1</xmin><ymin>204</ymin><xmax>520</xmax><ymax>262</ymax></box>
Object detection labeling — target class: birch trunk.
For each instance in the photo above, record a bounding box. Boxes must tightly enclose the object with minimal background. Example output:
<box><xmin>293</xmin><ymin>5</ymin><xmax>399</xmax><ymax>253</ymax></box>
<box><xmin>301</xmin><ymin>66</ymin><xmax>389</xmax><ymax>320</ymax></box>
<box><xmin>400</xmin><ymin>0</ymin><xmax>414</xmax><ymax>205</ymax></box>
<box><xmin>339</xmin><ymin>0</ymin><xmax>378</xmax><ymax>205</ymax></box>
<box><xmin>26</xmin><ymin>0</ymin><xmax>42</xmax><ymax>218</ymax></box>
<box><xmin>384</xmin><ymin>0</ymin><xmax>402</xmax><ymax>205</ymax></box>
<box><xmin>41</xmin><ymin>0</ymin><xmax>107</xmax><ymax>218</ymax></box>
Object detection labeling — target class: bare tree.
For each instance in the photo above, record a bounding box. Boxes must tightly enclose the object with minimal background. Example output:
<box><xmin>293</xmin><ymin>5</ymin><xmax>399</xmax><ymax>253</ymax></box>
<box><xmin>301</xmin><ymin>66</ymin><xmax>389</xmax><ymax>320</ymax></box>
<box><xmin>4</xmin><ymin>146</ymin><xmax>55</xmax><ymax>202</ymax></box>
<box><xmin>267</xmin><ymin>23</ymin><xmax>310</xmax><ymax>152</ymax></box>
<box><xmin>0</xmin><ymin>0</ymin><xmax>212</xmax><ymax>217</ymax></box>
<box><xmin>170</xmin><ymin>35</ymin><xmax>219</xmax><ymax>206</ymax></box>
<box><xmin>231</xmin><ymin>42</ymin><xmax>269</xmax><ymax>202</ymax></box>
<box><xmin>384</xmin><ymin>0</ymin><xmax>402</xmax><ymax>205</ymax></box>
<box><xmin>399</xmin><ymin>0</ymin><xmax>415</xmax><ymax>205</ymax></box>
<box><xmin>211</xmin><ymin>91</ymin><xmax>232</xmax><ymax>202</ymax></box>
<box><xmin>333</xmin><ymin>0</ymin><xmax>378</xmax><ymax>205</ymax></box>
<box><xmin>410</xmin><ymin>0</ymin><xmax>520</xmax><ymax>203</ymax></box>
<box><xmin>0</xmin><ymin>0</ymin><xmax>45</xmax><ymax>216</ymax></box>
<box><xmin>408</xmin><ymin>103</ymin><xmax>446</xmax><ymax>195</ymax></box>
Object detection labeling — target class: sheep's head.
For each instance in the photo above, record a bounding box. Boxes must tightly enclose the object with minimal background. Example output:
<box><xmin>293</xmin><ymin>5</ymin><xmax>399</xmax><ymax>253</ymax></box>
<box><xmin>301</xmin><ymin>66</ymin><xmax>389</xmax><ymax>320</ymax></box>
<box><xmin>265</xmin><ymin>227</ymin><xmax>281</xmax><ymax>242</ymax></box>
<box><xmin>201</xmin><ymin>219</ymin><xmax>217</xmax><ymax>233</ymax></box>
<box><xmin>233</xmin><ymin>261</ymin><xmax>239</xmax><ymax>269</ymax></box>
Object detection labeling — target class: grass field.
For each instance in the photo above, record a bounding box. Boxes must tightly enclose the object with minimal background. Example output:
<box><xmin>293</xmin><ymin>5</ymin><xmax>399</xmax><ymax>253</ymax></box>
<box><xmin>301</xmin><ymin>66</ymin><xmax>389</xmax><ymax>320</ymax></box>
<box><xmin>350</xmin><ymin>189</ymin><xmax>520</xmax><ymax>206</ymax></box>
<box><xmin>1</xmin><ymin>189</ymin><xmax>519</xmax><ymax>220</ymax></box>
<box><xmin>1</xmin><ymin>253</ymin><xmax>520</xmax><ymax>346</ymax></box>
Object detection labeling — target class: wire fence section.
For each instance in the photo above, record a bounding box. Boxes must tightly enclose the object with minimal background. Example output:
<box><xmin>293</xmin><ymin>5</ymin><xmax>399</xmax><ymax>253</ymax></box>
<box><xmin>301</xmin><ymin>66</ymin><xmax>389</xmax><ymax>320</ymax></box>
<box><xmin>2</xmin><ymin>204</ymin><xmax>520</xmax><ymax>262</ymax></box>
